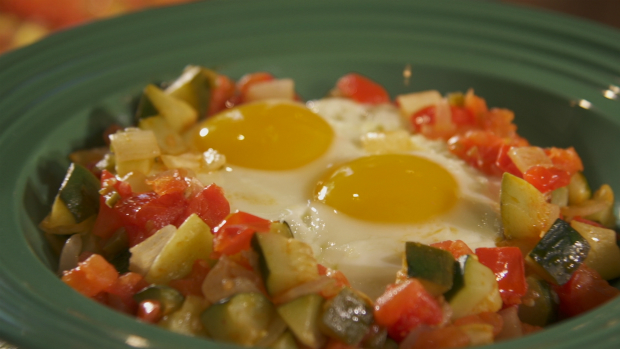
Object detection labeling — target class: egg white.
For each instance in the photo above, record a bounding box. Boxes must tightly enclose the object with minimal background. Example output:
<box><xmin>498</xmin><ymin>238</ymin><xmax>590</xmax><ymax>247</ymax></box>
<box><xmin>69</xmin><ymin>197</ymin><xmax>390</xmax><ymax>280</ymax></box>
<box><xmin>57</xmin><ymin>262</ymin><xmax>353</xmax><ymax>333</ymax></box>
<box><xmin>196</xmin><ymin>98</ymin><xmax>501</xmax><ymax>299</ymax></box>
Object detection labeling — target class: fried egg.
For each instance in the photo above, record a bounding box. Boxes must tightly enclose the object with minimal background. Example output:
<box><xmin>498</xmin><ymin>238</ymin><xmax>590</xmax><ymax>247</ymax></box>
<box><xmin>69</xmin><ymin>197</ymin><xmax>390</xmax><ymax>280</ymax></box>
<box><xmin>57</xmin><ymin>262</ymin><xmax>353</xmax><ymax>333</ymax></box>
<box><xmin>192</xmin><ymin>98</ymin><xmax>501</xmax><ymax>298</ymax></box>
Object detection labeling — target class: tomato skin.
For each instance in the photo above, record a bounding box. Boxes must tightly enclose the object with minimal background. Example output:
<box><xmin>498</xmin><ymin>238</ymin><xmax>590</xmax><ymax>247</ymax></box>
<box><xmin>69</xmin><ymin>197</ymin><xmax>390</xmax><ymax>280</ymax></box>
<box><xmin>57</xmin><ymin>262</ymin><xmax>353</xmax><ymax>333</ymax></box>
<box><xmin>335</xmin><ymin>73</ymin><xmax>390</xmax><ymax>105</ymax></box>
<box><xmin>410</xmin><ymin>105</ymin><xmax>476</xmax><ymax>137</ymax></box>
<box><xmin>62</xmin><ymin>254</ymin><xmax>119</xmax><ymax>298</ymax></box>
<box><xmin>554</xmin><ymin>264</ymin><xmax>620</xmax><ymax>318</ymax></box>
<box><xmin>495</xmin><ymin>144</ymin><xmax>522</xmax><ymax>177</ymax></box>
<box><xmin>523</xmin><ymin>165</ymin><xmax>571</xmax><ymax>194</ymax></box>
<box><xmin>177</xmin><ymin>184</ymin><xmax>230</xmax><ymax>229</ymax></box>
<box><xmin>374</xmin><ymin>279</ymin><xmax>443</xmax><ymax>341</ymax></box>
<box><xmin>212</xmin><ymin>211</ymin><xmax>272</xmax><ymax>256</ymax></box>
<box><xmin>475</xmin><ymin>247</ymin><xmax>527</xmax><ymax>306</ymax></box>
<box><xmin>430</xmin><ymin>240</ymin><xmax>473</xmax><ymax>259</ymax></box>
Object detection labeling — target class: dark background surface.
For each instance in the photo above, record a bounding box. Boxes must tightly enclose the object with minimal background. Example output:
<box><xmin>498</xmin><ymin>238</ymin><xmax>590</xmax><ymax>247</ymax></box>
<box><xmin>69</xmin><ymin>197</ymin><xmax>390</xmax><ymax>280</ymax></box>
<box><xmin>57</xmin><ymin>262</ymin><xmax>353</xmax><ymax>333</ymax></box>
<box><xmin>503</xmin><ymin>0</ymin><xmax>620</xmax><ymax>29</ymax></box>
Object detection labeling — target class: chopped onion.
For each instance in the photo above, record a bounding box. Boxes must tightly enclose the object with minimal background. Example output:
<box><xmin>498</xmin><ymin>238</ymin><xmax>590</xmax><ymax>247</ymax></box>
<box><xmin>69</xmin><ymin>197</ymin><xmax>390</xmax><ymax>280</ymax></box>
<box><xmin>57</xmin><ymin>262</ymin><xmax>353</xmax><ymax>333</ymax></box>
<box><xmin>109</xmin><ymin>128</ymin><xmax>161</xmax><ymax>162</ymax></box>
<box><xmin>271</xmin><ymin>276</ymin><xmax>337</xmax><ymax>305</ymax></box>
<box><xmin>395</xmin><ymin>90</ymin><xmax>442</xmax><ymax>118</ymax></box>
<box><xmin>496</xmin><ymin>306</ymin><xmax>523</xmax><ymax>341</ymax></box>
<box><xmin>245</xmin><ymin>79</ymin><xmax>295</xmax><ymax>102</ymax></box>
<box><xmin>201</xmin><ymin>255</ymin><xmax>263</xmax><ymax>303</ymax></box>
<box><xmin>57</xmin><ymin>234</ymin><xmax>82</xmax><ymax>274</ymax></box>
<box><xmin>508</xmin><ymin>146</ymin><xmax>552</xmax><ymax>174</ymax></box>
<box><xmin>560</xmin><ymin>199</ymin><xmax>609</xmax><ymax>220</ymax></box>
<box><xmin>254</xmin><ymin>315</ymin><xmax>288</xmax><ymax>348</ymax></box>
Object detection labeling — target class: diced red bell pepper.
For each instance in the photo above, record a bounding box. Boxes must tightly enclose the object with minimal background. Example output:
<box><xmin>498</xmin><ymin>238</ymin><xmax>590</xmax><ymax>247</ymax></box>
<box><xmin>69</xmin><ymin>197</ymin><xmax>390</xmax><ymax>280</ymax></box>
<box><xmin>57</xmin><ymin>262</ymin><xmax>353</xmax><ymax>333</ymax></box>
<box><xmin>374</xmin><ymin>278</ymin><xmax>443</xmax><ymax>341</ymax></box>
<box><xmin>103</xmin><ymin>271</ymin><xmax>148</xmax><ymax>315</ymax></box>
<box><xmin>430</xmin><ymin>240</ymin><xmax>473</xmax><ymax>259</ymax></box>
<box><xmin>209</xmin><ymin>74</ymin><xmax>236</xmax><ymax>116</ymax></box>
<box><xmin>137</xmin><ymin>300</ymin><xmax>163</xmax><ymax>323</ymax></box>
<box><xmin>554</xmin><ymin>264</ymin><xmax>620</xmax><ymax>318</ymax></box>
<box><xmin>475</xmin><ymin>247</ymin><xmax>527</xmax><ymax>306</ymax></box>
<box><xmin>212</xmin><ymin>211</ymin><xmax>272</xmax><ymax>256</ymax></box>
<box><xmin>335</xmin><ymin>73</ymin><xmax>390</xmax><ymax>105</ymax></box>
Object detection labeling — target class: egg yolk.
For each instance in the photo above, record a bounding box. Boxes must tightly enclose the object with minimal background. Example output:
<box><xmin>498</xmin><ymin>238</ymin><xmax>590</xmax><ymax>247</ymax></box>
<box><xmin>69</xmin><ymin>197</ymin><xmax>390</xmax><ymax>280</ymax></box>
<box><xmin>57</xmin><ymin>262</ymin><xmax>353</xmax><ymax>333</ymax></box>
<box><xmin>193</xmin><ymin>102</ymin><xmax>334</xmax><ymax>170</ymax></box>
<box><xmin>314</xmin><ymin>154</ymin><xmax>458</xmax><ymax>223</ymax></box>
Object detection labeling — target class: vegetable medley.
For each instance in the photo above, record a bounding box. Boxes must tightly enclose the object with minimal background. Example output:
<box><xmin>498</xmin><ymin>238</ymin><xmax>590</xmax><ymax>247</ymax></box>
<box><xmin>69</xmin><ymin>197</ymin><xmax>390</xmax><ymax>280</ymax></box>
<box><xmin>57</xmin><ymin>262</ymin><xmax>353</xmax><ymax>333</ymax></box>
<box><xmin>41</xmin><ymin>66</ymin><xmax>620</xmax><ymax>349</ymax></box>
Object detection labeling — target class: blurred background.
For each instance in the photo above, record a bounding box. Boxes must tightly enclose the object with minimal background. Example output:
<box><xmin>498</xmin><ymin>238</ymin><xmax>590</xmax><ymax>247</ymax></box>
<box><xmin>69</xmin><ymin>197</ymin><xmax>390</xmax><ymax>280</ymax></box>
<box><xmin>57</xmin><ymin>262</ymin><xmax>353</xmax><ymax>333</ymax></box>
<box><xmin>0</xmin><ymin>0</ymin><xmax>619</xmax><ymax>55</ymax></box>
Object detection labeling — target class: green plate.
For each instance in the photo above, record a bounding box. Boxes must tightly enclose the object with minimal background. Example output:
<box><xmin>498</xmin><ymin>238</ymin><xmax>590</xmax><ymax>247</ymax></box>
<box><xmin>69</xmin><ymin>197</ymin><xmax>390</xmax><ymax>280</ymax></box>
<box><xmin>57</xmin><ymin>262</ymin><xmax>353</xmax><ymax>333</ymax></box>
<box><xmin>1</xmin><ymin>0</ymin><xmax>620</xmax><ymax>348</ymax></box>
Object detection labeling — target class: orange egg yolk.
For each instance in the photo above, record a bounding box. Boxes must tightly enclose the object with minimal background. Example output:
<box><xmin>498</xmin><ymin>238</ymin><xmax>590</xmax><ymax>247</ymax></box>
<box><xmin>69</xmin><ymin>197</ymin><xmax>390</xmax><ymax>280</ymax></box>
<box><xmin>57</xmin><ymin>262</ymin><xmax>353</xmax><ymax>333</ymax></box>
<box><xmin>314</xmin><ymin>154</ymin><xmax>458</xmax><ymax>223</ymax></box>
<box><xmin>193</xmin><ymin>102</ymin><xmax>334</xmax><ymax>170</ymax></box>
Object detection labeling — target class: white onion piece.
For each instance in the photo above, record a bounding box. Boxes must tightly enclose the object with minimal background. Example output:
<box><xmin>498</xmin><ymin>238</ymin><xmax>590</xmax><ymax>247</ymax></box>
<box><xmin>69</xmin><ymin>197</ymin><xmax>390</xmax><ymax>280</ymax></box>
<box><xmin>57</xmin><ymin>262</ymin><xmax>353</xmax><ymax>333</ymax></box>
<box><xmin>395</xmin><ymin>90</ymin><xmax>442</xmax><ymax>117</ymax></box>
<box><xmin>245</xmin><ymin>79</ymin><xmax>295</xmax><ymax>102</ymax></box>
<box><xmin>201</xmin><ymin>255</ymin><xmax>263</xmax><ymax>304</ymax></box>
<box><xmin>57</xmin><ymin>234</ymin><xmax>82</xmax><ymax>275</ymax></box>
<box><xmin>271</xmin><ymin>276</ymin><xmax>336</xmax><ymax>305</ymax></box>
<box><xmin>398</xmin><ymin>325</ymin><xmax>432</xmax><ymax>349</ymax></box>
<box><xmin>560</xmin><ymin>200</ymin><xmax>609</xmax><ymax>220</ymax></box>
<box><xmin>508</xmin><ymin>146</ymin><xmax>552</xmax><ymax>174</ymax></box>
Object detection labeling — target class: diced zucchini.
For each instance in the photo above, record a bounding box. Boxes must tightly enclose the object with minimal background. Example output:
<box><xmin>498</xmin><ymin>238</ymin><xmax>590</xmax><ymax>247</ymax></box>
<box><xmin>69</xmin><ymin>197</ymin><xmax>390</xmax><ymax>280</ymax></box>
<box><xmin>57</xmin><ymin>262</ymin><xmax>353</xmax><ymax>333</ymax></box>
<box><xmin>138</xmin><ymin>115</ymin><xmax>189</xmax><ymax>155</ymax></box>
<box><xmin>129</xmin><ymin>225</ymin><xmax>176</xmax><ymax>276</ymax></box>
<box><xmin>319</xmin><ymin>287</ymin><xmax>374</xmax><ymax>345</ymax></box>
<box><xmin>201</xmin><ymin>292</ymin><xmax>278</xmax><ymax>346</ymax></box>
<box><xmin>568</xmin><ymin>172</ymin><xmax>591</xmax><ymax>205</ymax></box>
<box><xmin>277</xmin><ymin>293</ymin><xmax>326</xmax><ymax>349</ymax></box>
<box><xmin>133</xmin><ymin>285</ymin><xmax>184</xmax><ymax>316</ymax></box>
<box><xmin>135</xmin><ymin>91</ymin><xmax>158</xmax><ymax>120</ymax></box>
<box><xmin>571</xmin><ymin>220</ymin><xmax>620</xmax><ymax>280</ymax></box>
<box><xmin>269</xmin><ymin>331</ymin><xmax>299</xmax><ymax>349</ymax></box>
<box><xmin>518</xmin><ymin>276</ymin><xmax>559</xmax><ymax>327</ymax></box>
<box><xmin>145</xmin><ymin>214</ymin><xmax>215</xmax><ymax>284</ymax></box>
<box><xmin>252</xmin><ymin>232</ymin><xmax>319</xmax><ymax>297</ymax></box>
<box><xmin>527</xmin><ymin>218</ymin><xmax>590</xmax><ymax>285</ymax></box>
<box><xmin>404</xmin><ymin>241</ymin><xmax>455</xmax><ymax>295</ymax></box>
<box><xmin>57</xmin><ymin>163</ymin><xmax>100</xmax><ymax>223</ymax></box>
<box><xmin>500</xmin><ymin>173</ymin><xmax>559</xmax><ymax>243</ymax></box>
<box><xmin>159</xmin><ymin>295</ymin><xmax>209</xmax><ymax>336</ymax></box>
<box><xmin>445</xmin><ymin>255</ymin><xmax>502</xmax><ymax>319</ymax></box>
<box><xmin>550</xmin><ymin>187</ymin><xmax>569</xmax><ymax>207</ymax></box>
<box><xmin>269</xmin><ymin>220</ymin><xmax>294</xmax><ymax>238</ymax></box>
<box><xmin>144</xmin><ymin>84</ymin><xmax>198</xmax><ymax>133</ymax></box>
<box><xmin>165</xmin><ymin>65</ymin><xmax>215</xmax><ymax>118</ymax></box>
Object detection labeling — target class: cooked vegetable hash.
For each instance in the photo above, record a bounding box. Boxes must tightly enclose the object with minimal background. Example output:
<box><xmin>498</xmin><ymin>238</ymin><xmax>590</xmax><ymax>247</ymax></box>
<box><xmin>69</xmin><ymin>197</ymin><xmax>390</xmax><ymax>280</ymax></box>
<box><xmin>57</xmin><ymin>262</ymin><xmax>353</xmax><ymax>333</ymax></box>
<box><xmin>40</xmin><ymin>66</ymin><xmax>620</xmax><ymax>349</ymax></box>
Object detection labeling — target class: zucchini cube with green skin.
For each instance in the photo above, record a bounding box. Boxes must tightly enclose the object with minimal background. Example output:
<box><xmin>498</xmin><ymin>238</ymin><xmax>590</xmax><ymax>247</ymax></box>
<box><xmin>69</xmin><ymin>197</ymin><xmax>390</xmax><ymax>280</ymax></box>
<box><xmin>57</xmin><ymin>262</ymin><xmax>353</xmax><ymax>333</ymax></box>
<box><xmin>500</xmin><ymin>172</ymin><xmax>559</xmax><ymax>242</ymax></box>
<box><xmin>133</xmin><ymin>285</ymin><xmax>184</xmax><ymax>316</ymax></box>
<box><xmin>165</xmin><ymin>65</ymin><xmax>215</xmax><ymax>118</ymax></box>
<box><xmin>58</xmin><ymin>163</ymin><xmax>100</xmax><ymax>224</ymax></box>
<box><xmin>405</xmin><ymin>241</ymin><xmax>455</xmax><ymax>295</ymax></box>
<box><xmin>277</xmin><ymin>293</ymin><xmax>326</xmax><ymax>349</ymax></box>
<box><xmin>527</xmin><ymin>218</ymin><xmax>590</xmax><ymax>285</ymax></box>
<box><xmin>570</xmin><ymin>220</ymin><xmax>620</xmax><ymax>280</ymax></box>
<box><xmin>201</xmin><ymin>292</ymin><xmax>278</xmax><ymax>347</ymax></box>
<box><xmin>518</xmin><ymin>276</ymin><xmax>559</xmax><ymax>327</ymax></box>
<box><xmin>251</xmin><ymin>232</ymin><xmax>319</xmax><ymax>297</ymax></box>
<box><xmin>319</xmin><ymin>287</ymin><xmax>374</xmax><ymax>346</ymax></box>
<box><xmin>445</xmin><ymin>254</ymin><xmax>502</xmax><ymax>319</ymax></box>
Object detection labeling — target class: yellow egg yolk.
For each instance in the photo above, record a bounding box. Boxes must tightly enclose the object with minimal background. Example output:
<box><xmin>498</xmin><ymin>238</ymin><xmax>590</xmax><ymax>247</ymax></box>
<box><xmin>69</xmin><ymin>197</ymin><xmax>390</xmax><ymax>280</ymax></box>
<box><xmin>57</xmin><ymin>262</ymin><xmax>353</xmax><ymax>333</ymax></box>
<box><xmin>314</xmin><ymin>154</ymin><xmax>458</xmax><ymax>223</ymax></box>
<box><xmin>193</xmin><ymin>102</ymin><xmax>334</xmax><ymax>170</ymax></box>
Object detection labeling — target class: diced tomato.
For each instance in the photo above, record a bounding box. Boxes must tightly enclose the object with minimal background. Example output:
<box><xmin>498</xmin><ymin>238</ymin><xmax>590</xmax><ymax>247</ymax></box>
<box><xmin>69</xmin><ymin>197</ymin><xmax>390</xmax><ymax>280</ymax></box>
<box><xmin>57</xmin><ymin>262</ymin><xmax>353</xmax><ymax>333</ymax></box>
<box><xmin>169</xmin><ymin>259</ymin><xmax>211</xmax><ymax>297</ymax></box>
<box><xmin>137</xmin><ymin>300</ymin><xmax>163</xmax><ymax>323</ymax></box>
<box><xmin>208</xmin><ymin>74</ymin><xmax>236</xmax><ymax>116</ymax></box>
<box><xmin>475</xmin><ymin>247</ymin><xmax>527</xmax><ymax>306</ymax></box>
<box><xmin>430</xmin><ymin>240</ymin><xmax>473</xmax><ymax>259</ymax></box>
<box><xmin>450</xmin><ymin>106</ymin><xmax>477</xmax><ymax>128</ymax></box>
<box><xmin>177</xmin><ymin>184</ymin><xmax>230</xmax><ymax>228</ymax></box>
<box><xmin>410</xmin><ymin>105</ymin><xmax>476</xmax><ymax>137</ymax></box>
<box><xmin>463</xmin><ymin>89</ymin><xmax>488</xmax><ymax>116</ymax></box>
<box><xmin>115</xmin><ymin>191</ymin><xmax>188</xmax><ymax>246</ymax></box>
<box><xmin>523</xmin><ymin>165</ymin><xmax>571</xmax><ymax>193</ymax></box>
<box><xmin>318</xmin><ymin>264</ymin><xmax>350</xmax><ymax>288</ymax></box>
<box><xmin>92</xmin><ymin>196</ymin><xmax>124</xmax><ymax>240</ymax></box>
<box><xmin>104</xmin><ymin>272</ymin><xmax>148</xmax><ymax>315</ymax></box>
<box><xmin>554</xmin><ymin>264</ymin><xmax>620</xmax><ymax>318</ymax></box>
<box><xmin>411</xmin><ymin>325</ymin><xmax>471</xmax><ymax>349</ymax></box>
<box><xmin>335</xmin><ymin>73</ymin><xmax>390</xmax><ymax>105</ymax></box>
<box><xmin>410</xmin><ymin>105</ymin><xmax>435</xmax><ymax>133</ymax></box>
<box><xmin>544</xmin><ymin>147</ymin><xmax>584</xmax><ymax>175</ymax></box>
<box><xmin>62</xmin><ymin>254</ymin><xmax>119</xmax><ymax>297</ymax></box>
<box><xmin>374</xmin><ymin>279</ymin><xmax>443</xmax><ymax>341</ymax></box>
<box><xmin>146</xmin><ymin>169</ymin><xmax>189</xmax><ymax>196</ymax></box>
<box><xmin>495</xmin><ymin>144</ymin><xmax>522</xmax><ymax>177</ymax></box>
<box><xmin>212</xmin><ymin>211</ymin><xmax>272</xmax><ymax>256</ymax></box>
<box><xmin>236</xmin><ymin>72</ymin><xmax>274</xmax><ymax>101</ymax></box>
